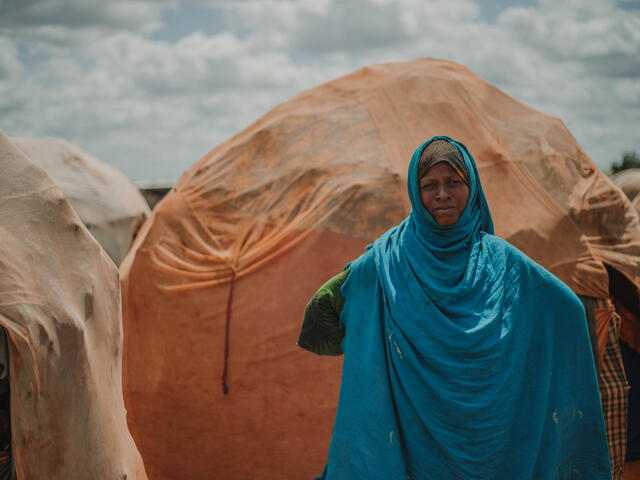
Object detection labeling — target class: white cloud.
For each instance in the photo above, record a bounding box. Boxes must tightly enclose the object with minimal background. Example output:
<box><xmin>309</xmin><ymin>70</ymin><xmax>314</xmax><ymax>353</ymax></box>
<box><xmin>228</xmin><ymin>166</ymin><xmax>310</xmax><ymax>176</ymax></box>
<box><xmin>499</xmin><ymin>1</ymin><xmax>640</xmax><ymax>61</ymax></box>
<box><xmin>0</xmin><ymin>0</ymin><xmax>176</xmax><ymax>30</ymax></box>
<box><xmin>491</xmin><ymin>0</ymin><xmax>640</xmax><ymax>165</ymax></box>
<box><xmin>288</xmin><ymin>0</ymin><xmax>410</xmax><ymax>53</ymax></box>
<box><xmin>0</xmin><ymin>0</ymin><xmax>638</xmax><ymax>181</ymax></box>
<box><xmin>0</xmin><ymin>38</ymin><xmax>23</xmax><ymax>79</ymax></box>
<box><xmin>216</xmin><ymin>0</ymin><xmax>482</xmax><ymax>54</ymax></box>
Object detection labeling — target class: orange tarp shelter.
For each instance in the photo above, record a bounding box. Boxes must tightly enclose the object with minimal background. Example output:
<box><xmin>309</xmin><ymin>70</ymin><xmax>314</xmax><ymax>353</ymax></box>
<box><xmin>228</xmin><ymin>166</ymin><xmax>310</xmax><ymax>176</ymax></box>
<box><xmin>121</xmin><ymin>58</ymin><xmax>640</xmax><ymax>479</ymax></box>
<box><xmin>0</xmin><ymin>131</ymin><xmax>147</xmax><ymax>479</ymax></box>
<box><xmin>13</xmin><ymin>137</ymin><xmax>150</xmax><ymax>266</ymax></box>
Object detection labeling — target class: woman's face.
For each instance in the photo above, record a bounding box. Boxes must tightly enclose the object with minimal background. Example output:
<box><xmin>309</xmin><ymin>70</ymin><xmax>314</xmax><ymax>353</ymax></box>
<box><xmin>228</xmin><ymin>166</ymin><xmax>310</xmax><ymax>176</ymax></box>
<box><xmin>419</xmin><ymin>162</ymin><xmax>470</xmax><ymax>226</ymax></box>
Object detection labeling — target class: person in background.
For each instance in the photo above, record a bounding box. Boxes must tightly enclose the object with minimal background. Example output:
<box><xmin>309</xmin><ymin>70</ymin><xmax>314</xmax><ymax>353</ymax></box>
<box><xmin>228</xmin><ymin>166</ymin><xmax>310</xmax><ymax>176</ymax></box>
<box><xmin>298</xmin><ymin>136</ymin><xmax>611</xmax><ymax>479</ymax></box>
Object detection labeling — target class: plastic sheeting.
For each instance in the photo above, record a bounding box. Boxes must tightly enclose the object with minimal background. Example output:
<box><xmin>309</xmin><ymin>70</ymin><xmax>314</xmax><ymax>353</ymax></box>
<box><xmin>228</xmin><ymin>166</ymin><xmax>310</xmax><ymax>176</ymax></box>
<box><xmin>613</xmin><ymin>168</ymin><xmax>640</xmax><ymax>202</ymax></box>
<box><xmin>120</xmin><ymin>58</ymin><xmax>640</xmax><ymax>479</ymax></box>
<box><xmin>0</xmin><ymin>131</ymin><xmax>147</xmax><ymax>479</ymax></box>
<box><xmin>13</xmin><ymin>137</ymin><xmax>150</xmax><ymax>266</ymax></box>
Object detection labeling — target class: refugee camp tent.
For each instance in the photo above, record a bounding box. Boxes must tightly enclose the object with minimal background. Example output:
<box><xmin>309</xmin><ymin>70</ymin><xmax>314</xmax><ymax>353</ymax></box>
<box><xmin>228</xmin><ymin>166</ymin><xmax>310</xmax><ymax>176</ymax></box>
<box><xmin>13</xmin><ymin>137</ymin><xmax>150</xmax><ymax>266</ymax></box>
<box><xmin>0</xmin><ymin>131</ymin><xmax>148</xmax><ymax>479</ymax></box>
<box><xmin>613</xmin><ymin>168</ymin><xmax>640</xmax><ymax>202</ymax></box>
<box><xmin>120</xmin><ymin>58</ymin><xmax>640</xmax><ymax>479</ymax></box>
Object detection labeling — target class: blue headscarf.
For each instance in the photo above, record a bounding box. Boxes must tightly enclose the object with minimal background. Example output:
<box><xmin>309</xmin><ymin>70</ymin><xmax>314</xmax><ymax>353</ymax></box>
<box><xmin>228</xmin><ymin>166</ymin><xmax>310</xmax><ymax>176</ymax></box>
<box><xmin>317</xmin><ymin>137</ymin><xmax>611</xmax><ymax>479</ymax></box>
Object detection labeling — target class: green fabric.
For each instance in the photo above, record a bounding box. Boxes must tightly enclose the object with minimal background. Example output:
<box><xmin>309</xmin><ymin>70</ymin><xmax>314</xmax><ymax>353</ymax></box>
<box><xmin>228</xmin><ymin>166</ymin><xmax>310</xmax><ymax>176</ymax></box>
<box><xmin>298</xmin><ymin>269</ymin><xmax>349</xmax><ymax>355</ymax></box>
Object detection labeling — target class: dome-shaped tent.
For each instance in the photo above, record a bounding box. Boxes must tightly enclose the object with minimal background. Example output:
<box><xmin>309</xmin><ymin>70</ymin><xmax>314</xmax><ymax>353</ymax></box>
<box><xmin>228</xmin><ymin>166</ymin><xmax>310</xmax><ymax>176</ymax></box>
<box><xmin>0</xmin><ymin>131</ymin><xmax>147</xmax><ymax>479</ymax></box>
<box><xmin>13</xmin><ymin>137</ymin><xmax>150</xmax><ymax>266</ymax></box>
<box><xmin>613</xmin><ymin>168</ymin><xmax>640</xmax><ymax>202</ymax></box>
<box><xmin>121</xmin><ymin>58</ymin><xmax>640</xmax><ymax>479</ymax></box>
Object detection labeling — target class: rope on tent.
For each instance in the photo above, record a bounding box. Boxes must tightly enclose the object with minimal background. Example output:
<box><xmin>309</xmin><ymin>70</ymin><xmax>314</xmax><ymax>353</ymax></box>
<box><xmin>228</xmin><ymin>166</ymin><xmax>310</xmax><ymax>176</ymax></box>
<box><xmin>222</xmin><ymin>268</ymin><xmax>237</xmax><ymax>395</ymax></box>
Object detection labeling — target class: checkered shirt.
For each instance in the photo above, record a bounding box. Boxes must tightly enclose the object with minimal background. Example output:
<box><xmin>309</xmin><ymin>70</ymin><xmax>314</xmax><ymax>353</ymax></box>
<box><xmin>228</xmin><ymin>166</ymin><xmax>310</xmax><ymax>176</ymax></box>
<box><xmin>595</xmin><ymin>298</ymin><xmax>630</xmax><ymax>479</ymax></box>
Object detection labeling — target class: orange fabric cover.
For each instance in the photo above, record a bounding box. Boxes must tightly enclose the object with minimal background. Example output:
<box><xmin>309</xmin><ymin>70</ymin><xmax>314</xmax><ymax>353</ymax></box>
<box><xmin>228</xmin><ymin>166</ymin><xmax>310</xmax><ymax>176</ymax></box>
<box><xmin>120</xmin><ymin>58</ymin><xmax>640</xmax><ymax>479</ymax></box>
<box><xmin>595</xmin><ymin>305</ymin><xmax>615</xmax><ymax>365</ymax></box>
<box><xmin>13</xmin><ymin>137</ymin><xmax>150</xmax><ymax>266</ymax></box>
<box><xmin>0</xmin><ymin>131</ymin><xmax>148</xmax><ymax>479</ymax></box>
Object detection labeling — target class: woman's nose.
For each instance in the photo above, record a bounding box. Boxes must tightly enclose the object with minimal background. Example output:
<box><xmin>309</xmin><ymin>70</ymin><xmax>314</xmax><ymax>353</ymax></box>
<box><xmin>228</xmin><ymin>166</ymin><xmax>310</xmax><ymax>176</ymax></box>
<box><xmin>435</xmin><ymin>185</ymin><xmax>450</xmax><ymax>199</ymax></box>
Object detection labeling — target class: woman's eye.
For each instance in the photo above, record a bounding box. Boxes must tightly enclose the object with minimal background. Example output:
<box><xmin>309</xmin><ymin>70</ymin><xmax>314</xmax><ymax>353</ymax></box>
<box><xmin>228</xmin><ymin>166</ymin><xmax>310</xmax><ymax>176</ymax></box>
<box><xmin>421</xmin><ymin>183</ymin><xmax>436</xmax><ymax>190</ymax></box>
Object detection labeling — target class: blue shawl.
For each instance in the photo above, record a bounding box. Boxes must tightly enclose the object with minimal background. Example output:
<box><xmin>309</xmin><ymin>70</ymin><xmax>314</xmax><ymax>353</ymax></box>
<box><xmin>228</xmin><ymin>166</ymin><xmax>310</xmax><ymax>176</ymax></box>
<box><xmin>317</xmin><ymin>137</ymin><xmax>611</xmax><ymax>479</ymax></box>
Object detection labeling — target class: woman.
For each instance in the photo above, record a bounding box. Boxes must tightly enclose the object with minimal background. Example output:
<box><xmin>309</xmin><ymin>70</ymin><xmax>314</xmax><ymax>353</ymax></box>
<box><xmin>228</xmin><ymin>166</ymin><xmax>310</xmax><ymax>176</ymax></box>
<box><xmin>298</xmin><ymin>137</ymin><xmax>611</xmax><ymax>479</ymax></box>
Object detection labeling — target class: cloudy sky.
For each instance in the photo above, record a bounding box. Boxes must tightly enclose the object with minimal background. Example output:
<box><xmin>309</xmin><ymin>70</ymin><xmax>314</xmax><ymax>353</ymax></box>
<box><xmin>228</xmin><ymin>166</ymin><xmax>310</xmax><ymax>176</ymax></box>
<box><xmin>1</xmin><ymin>0</ymin><xmax>639</xmax><ymax>182</ymax></box>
